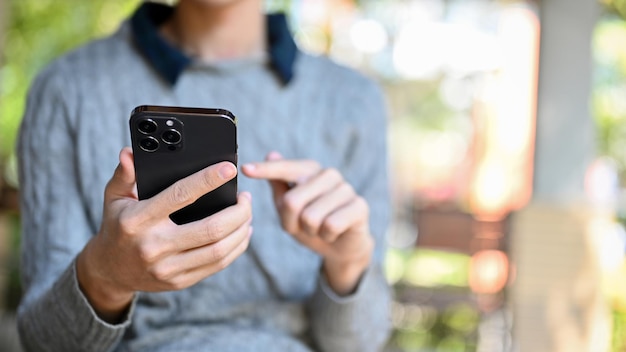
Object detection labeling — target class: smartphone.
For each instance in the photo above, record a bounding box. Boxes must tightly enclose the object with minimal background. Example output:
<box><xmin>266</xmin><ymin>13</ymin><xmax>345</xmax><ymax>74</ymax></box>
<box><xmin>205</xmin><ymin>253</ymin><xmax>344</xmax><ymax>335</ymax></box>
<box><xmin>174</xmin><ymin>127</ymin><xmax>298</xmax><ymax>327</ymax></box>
<box><xmin>129</xmin><ymin>105</ymin><xmax>237</xmax><ymax>225</ymax></box>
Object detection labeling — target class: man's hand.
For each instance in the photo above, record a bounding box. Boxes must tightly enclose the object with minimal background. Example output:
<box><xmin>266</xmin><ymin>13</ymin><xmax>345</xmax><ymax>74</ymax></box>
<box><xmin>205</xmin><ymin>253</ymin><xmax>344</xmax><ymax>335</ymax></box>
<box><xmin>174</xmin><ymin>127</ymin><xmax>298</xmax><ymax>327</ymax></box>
<box><xmin>242</xmin><ymin>152</ymin><xmax>373</xmax><ymax>296</ymax></box>
<box><xmin>76</xmin><ymin>147</ymin><xmax>253</xmax><ymax>323</ymax></box>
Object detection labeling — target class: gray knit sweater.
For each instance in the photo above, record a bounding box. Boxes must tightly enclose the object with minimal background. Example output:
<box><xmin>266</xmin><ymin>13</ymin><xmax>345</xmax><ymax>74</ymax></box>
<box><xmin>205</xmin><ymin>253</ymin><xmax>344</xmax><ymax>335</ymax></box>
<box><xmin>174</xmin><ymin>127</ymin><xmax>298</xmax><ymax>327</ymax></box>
<box><xmin>16</xmin><ymin>20</ymin><xmax>391</xmax><ymax>352</ymax></box>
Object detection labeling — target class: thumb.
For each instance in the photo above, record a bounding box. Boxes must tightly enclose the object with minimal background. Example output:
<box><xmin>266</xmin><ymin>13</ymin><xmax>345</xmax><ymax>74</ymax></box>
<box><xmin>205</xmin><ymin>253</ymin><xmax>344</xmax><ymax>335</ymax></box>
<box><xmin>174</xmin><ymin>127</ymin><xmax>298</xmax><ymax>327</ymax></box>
<box><xmin>105</xmin><ymin>147</ymin><xmax>137</xmax><ymax>201</ymax></box>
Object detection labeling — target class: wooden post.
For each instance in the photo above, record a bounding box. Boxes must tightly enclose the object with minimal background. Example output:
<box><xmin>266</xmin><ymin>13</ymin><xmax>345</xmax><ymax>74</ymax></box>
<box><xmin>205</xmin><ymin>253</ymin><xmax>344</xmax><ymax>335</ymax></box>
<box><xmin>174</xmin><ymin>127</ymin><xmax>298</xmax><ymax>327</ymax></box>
<box><xmin>510</xmin><ymin>0</ymin><xmax>611</xmax><ymax>351</ymax></box>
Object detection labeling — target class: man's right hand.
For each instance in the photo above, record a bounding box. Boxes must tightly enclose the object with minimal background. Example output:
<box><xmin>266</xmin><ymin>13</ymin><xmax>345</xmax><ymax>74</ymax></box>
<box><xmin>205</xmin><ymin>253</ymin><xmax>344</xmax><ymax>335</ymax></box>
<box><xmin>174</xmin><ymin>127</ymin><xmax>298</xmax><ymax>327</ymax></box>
<box><xmin>76</xmin><ymin>147</ymin><xmax>253</xmax><ymax>323</ymax></box>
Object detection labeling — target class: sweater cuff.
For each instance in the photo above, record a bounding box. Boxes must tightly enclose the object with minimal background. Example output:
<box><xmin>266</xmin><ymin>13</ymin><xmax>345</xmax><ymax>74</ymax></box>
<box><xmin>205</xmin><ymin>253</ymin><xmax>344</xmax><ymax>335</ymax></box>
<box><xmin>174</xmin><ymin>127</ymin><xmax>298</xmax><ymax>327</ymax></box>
<box><xmin>310</xmin><ymin>265</ymin><xmax>376</xmax><ymax>330</ymax></box>
<box><xmin>54</xmin><ymin>260</ymin><xmax>136</xmax><ymax>346</ymax></box>
<box><xmin>308</xmin><ymin>265</ymin><xmax>392</xmax><ymax>352</ymax></box>
<box><xmin>317</xmin><ymin>266</ymin><xmax>370</xmax><ymax>304</ymax></box>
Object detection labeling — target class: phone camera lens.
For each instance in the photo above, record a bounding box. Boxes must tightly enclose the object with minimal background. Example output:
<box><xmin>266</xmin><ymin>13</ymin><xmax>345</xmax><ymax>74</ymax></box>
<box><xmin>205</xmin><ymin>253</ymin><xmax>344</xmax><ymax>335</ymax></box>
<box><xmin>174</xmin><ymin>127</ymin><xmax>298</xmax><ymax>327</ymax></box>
<box><xmin>161</xmin><ymin>129</ymin><xmax>182</xmax><ymax>145</ymax></box>
<box><xmin>139</xmin><ymin>137</ymin><xmax>159</xmax><ymax>152</ymax></box>
<box><xmin>138</xmin><ymin>119</ymin><xmax>157</xmax><ymax>134</ymax></box>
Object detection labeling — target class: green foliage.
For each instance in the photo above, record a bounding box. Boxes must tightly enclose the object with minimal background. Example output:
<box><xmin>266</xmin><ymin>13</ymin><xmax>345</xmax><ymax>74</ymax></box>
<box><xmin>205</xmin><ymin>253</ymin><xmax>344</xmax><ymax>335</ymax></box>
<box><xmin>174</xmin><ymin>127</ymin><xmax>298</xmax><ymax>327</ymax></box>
<box><xmin>386</xmin><ymin>248</ymin><xmax>478</xmax><ymax>351</ymax></box>
<box><xmin>614</xmin><ymin>309</ymin><xmax>626</xmax><ymax>351</ymax></box>
<box><xmin>385</xmin><ymin>79</ymin><xmax>458</xmax><ymax>132</ymax></box>
<box><xmin>389</xmin><ymin>298</ymin><xmax>479</xmax><ymax>352</ymax></box>
<box><xmin>265</xmin><ymin>0</ymin><xmax>292</xmax><ymax>12</ymax></box>
<box><xmin>593</xmin><ymin>18</ymin><xmax>626</xmax><ymax>183</ymax></box>
<box><xmin>604</xmin><ymin>0</ymin><xmax>626</xmax><ymax>20</ymax></box>
<box><xmin>592</xmin><ymin>15</ymin><xmax>626</xmax><ymax>352</ymax></box>
<box><xmin>403</xmin><ymin>249</ymin><xmax>470</xmax><ymax>288</ymax></box>
<box><xmin>0</xmin><ymin>0</ymin><xmax>141</xmax><ymax>160</ymax></box>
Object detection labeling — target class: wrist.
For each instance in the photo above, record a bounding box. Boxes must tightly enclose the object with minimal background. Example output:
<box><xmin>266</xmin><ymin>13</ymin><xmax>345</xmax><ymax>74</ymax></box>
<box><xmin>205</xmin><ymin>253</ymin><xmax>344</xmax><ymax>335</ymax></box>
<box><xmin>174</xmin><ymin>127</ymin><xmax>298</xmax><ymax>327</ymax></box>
<box><xmin>322</xmin><ymin>240</ymin><xmax>373</xmax><ymax>296</ymax></box>
<box><xmin>76</xmin><ymin>239</ymin><xmax>134</xmax><ymax>323</ymax></box>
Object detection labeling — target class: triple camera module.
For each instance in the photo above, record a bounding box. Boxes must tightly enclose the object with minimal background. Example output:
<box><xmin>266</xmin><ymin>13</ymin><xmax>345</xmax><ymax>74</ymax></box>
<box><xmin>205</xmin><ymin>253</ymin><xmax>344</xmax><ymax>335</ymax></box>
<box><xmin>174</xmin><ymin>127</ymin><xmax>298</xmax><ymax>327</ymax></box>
<box><xmin>137</xmin><ymin>118</ymin><xmax>183</xmax><ymax>152</ymax></box>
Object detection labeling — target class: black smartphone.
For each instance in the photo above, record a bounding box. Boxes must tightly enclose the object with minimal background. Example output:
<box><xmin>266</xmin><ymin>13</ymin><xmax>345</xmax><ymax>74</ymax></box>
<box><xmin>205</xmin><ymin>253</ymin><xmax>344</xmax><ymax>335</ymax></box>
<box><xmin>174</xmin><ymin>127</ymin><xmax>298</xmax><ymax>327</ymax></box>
<box><xmin>129</xmin><ymin>105</ymin><xmax>237</xmax><ymax>225</ymax></box>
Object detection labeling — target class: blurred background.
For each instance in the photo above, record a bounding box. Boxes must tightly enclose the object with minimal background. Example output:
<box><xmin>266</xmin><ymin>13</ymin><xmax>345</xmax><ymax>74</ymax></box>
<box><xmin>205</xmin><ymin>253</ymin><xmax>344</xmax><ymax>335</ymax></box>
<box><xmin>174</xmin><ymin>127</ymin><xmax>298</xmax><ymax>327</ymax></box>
<box><xmin>1</xmin><ymin>0</ymin><xmax>626</xmax><ymax>351</ymax></box>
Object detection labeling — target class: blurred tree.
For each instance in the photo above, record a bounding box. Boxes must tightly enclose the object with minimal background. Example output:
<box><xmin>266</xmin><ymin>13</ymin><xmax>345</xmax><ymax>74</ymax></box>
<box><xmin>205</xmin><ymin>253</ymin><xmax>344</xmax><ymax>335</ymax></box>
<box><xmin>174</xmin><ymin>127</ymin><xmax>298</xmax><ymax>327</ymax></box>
<box><xmin>603</xmin><ymin>0</ymin><xmax>626</xmax><ymax>19</ymax></box>
<box><xmin>0</xmin><ymin>0</ymin><xmax>141</xmax><ymax>163</ymax></box>
<box><xmin>591</xmin><ymin>4</ymin><xmax>626</xmax><ymax>351</ymax></box>
<box><xmin>0</xmin><ymin>0</ymin><xmax>141</xmax><ymax>319</ymax></box>
<box><xmin>593</xmin><ymin>17</ymin><xmax>626</xmax><ymax>183</ymax></box>
<box><xmin>266</xmin><ymin>0</ymin><xmax>291</xmax><ymax>12</ymax></box>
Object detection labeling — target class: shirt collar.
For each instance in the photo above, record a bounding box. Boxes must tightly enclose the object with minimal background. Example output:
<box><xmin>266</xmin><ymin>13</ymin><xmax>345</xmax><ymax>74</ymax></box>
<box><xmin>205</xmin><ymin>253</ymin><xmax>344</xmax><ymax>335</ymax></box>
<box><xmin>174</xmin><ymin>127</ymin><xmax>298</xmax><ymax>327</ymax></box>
<box><xmin>130</xmin><ymin>2</ymin><xmax>298</xmax><ymax>86</ymax></box>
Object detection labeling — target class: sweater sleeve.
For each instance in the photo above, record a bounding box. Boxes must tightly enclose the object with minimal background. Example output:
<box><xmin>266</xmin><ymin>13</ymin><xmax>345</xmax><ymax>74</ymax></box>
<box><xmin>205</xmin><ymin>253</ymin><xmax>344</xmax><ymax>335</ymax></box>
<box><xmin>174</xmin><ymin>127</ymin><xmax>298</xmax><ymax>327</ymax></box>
<box><xmin>16</xmin><ymin>65</ymin><xmax>134</xmax><ymax>352</ymax></box>
<box><xmin>307</xmin><ymin>78</ymin><xmax>392</xmax><ymax>352</ymax></box>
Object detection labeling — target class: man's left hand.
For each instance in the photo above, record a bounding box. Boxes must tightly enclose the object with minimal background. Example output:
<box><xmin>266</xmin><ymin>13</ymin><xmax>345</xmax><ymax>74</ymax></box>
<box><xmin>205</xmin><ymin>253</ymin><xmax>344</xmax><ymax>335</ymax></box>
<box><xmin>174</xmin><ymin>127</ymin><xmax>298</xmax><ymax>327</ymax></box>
<box><xmin>242</xmin><ymin>152</ymin><xmax>373</xmax><ymax>295</ymax></box>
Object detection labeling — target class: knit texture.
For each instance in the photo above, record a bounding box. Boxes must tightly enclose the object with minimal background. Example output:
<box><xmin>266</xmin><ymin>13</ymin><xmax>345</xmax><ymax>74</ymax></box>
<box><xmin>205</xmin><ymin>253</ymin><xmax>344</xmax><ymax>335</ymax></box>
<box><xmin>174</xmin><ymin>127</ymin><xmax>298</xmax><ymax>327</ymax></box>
<box><xmin>17</xmin><ymin>22</ymin><xmax>391</xmax><ymax>352</ymax></box>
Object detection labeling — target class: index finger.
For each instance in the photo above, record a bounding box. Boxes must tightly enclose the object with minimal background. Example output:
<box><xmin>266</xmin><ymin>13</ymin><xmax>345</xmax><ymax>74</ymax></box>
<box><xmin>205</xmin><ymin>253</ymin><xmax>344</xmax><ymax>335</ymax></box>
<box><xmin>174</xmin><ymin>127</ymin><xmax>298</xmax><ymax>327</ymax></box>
<box><xmin>241</xmin><ymin>159</ymin><xmax>321</xmax><ymax>183</ymax></box>
<box><xmin>141</xmin><ymin>161</ymin><xmax>237</xmax><ymax>219</ymax></box>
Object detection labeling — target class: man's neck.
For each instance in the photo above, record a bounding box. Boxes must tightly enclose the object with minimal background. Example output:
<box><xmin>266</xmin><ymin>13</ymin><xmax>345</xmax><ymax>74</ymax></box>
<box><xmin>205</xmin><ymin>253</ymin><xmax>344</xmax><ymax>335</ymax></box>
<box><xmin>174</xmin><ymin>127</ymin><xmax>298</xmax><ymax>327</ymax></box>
<box><xmin>160</xmin><ymin>0</ymin><xmax>265</xmax><ymax>62</ymax></box>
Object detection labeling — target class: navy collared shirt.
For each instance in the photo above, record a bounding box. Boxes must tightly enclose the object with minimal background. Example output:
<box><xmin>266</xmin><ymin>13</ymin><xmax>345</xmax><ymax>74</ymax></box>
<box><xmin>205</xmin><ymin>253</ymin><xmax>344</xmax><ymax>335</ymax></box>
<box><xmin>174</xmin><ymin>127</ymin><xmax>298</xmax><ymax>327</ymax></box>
<box><xmin>130</xmin><ymin>2</ymin><xmax>298</xmax><ymax>86</ymax></box>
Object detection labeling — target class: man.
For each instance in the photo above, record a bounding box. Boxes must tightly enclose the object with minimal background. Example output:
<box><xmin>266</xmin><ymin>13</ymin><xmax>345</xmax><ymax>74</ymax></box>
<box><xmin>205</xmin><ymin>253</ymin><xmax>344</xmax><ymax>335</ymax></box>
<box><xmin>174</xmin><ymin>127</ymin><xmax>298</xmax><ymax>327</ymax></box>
<box><xmin>16</xmin><ymin>0</ymin><xmax>391</xmax><ymax>351</ymax></box>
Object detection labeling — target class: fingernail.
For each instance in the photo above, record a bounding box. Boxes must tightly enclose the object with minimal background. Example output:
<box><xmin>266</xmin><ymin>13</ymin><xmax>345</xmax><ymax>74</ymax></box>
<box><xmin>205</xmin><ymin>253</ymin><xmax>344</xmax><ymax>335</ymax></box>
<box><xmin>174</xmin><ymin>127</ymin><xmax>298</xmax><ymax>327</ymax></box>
<box><xmin>242</xmin><ymin>163</ymin><xmax>255</xmax><ymax>171</ymax></box>
<box><xmin>241</xmin><ymin>192</ymin><xmax>252</xmax><ymax>201</ymax></box>
<box><xmin>219</xmin><ymin>163</ymin><xmax>237</xmax><ymax>179</ymax></box>
<box><xmin>267</xmin><ymin>151</ymin><xmax>282</xmax><ymax>161</ymax></box>
<box><xmin>249</xmin><ymin>226</ymin><xmax>254</xmax><ymax>236</ymax></box>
